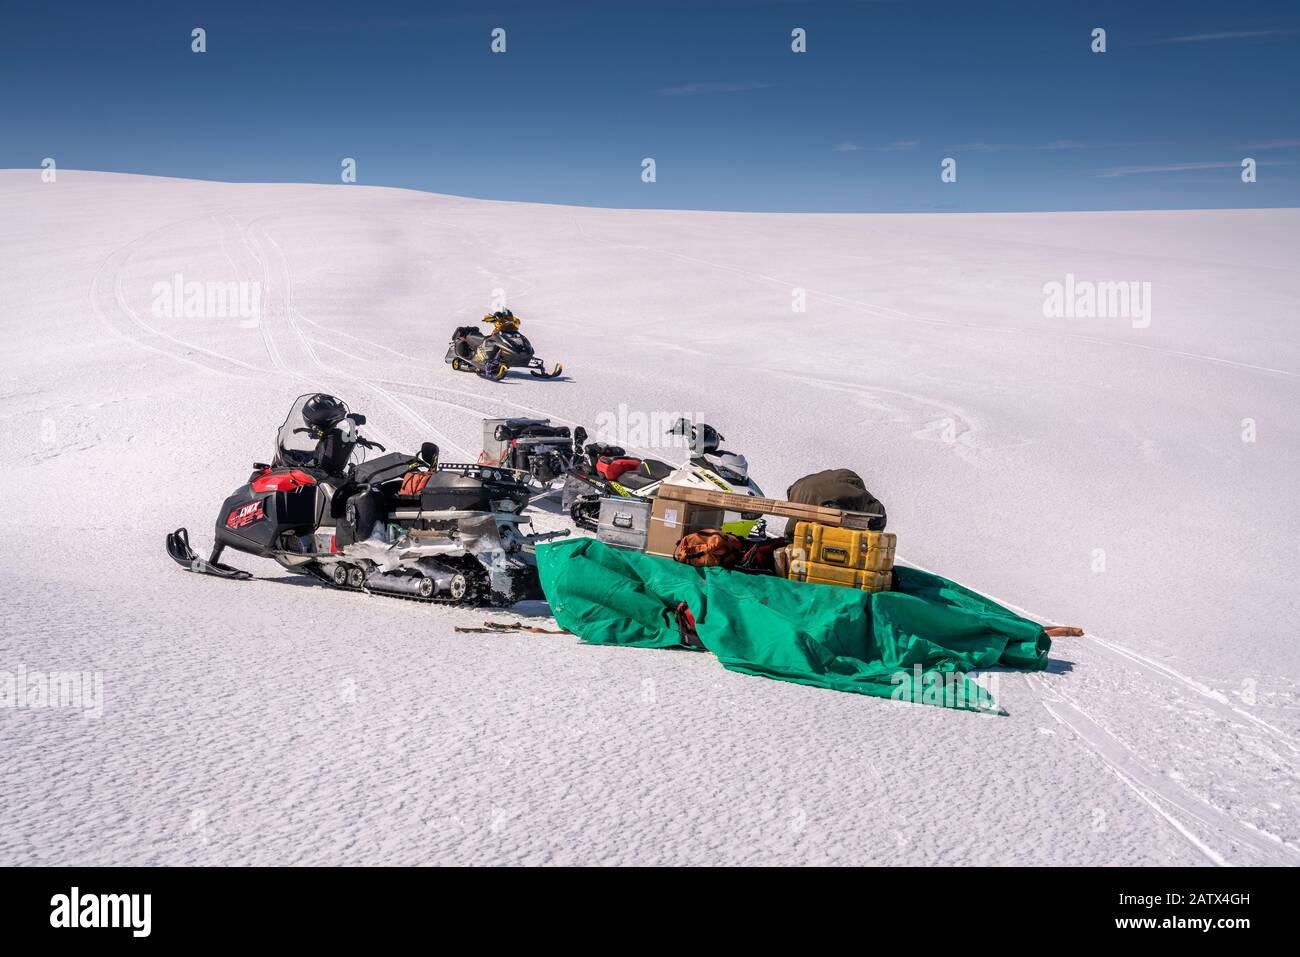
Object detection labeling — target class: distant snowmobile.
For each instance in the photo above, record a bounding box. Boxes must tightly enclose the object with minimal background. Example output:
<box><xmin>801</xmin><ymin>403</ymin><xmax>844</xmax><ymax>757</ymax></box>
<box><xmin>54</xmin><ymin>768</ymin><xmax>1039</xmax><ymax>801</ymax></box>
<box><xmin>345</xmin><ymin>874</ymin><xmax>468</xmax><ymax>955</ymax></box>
<box><xmin>562</xmin><ymin>419</ymin><xmax>765</xmax><ymax>532</ymax></box>
<box><xmin>445</xmin><ymin>310</ymin><xmax>563</xmax><ymax>380</ymax></box>
<box><xmin>165</xmin><ymin>394</ymin><xmax>567</xmax><ymax>605</ymax></box>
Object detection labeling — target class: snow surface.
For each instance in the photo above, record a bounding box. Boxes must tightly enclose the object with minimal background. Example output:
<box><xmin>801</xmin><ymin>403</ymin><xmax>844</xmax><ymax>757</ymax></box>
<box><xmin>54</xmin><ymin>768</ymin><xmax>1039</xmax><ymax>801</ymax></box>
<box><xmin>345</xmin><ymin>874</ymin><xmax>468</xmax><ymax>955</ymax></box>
<box><xmin>2</xmin><ymin>170</ymin><xmax>1298</xmax><ymax>866</ymax></box>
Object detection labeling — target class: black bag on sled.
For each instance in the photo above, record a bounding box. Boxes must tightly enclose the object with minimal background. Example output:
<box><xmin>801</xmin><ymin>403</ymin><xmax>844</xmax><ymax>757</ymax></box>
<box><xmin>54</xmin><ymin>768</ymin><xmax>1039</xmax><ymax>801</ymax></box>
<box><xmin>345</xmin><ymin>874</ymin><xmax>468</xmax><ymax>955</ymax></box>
<box><xmin>787</xmin><ymin>468</ymin><xmax>887</xmax><ymax>531</ymax></box>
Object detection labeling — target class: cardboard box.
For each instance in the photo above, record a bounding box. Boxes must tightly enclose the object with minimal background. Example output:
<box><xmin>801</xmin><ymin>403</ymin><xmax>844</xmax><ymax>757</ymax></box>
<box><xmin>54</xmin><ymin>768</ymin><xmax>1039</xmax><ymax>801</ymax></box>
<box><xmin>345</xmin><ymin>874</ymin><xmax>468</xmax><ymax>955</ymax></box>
<box><xmin>645</xmin><ymin>497</ymin><xmax>724</xmax><ymax>557</ymax></box>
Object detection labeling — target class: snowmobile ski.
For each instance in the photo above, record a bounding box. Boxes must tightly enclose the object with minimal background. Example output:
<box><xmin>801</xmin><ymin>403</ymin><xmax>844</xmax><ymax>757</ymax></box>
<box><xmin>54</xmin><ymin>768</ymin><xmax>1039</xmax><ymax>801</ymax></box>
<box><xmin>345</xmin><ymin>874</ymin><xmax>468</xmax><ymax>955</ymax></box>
<box><xmin>166</xmin><ymin>527</ymin><xmax>252</xmax><ymax>580</ymax></box>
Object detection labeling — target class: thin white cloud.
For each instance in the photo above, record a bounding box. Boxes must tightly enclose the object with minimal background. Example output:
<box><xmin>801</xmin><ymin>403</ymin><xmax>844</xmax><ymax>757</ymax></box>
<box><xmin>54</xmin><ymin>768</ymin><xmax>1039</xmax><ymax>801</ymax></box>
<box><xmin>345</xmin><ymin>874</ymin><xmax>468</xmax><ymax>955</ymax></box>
<box><xmin>835</xmin><ymin>140</ymin><xmax>917</xmax><ymax>153</ymax></box>
<box><xmin>1241</xmin><ymin>138</ymin><xmax>1300</xmax><ymax>150</ymax></box>
<box><xmin>1035</xmin><ymin>139</ymin><xmax>1088</xmax><ymax>151</ymax></box>
<box><xmin>950</xmin><ymin>142</ymin><xmax>1018</xmax><ymax>153</ymax></box>
<box><xmin>1095</xmin><ymin>161</ymin><xmax>1289</xmax><ymax>178</ymax></box>
<box><xmin>654</xmin><ymin>82</ymin><xmax>771</xmax><ymax>97</ymax></box>
<box><xmin>1154</xmin><ymin>29</ymin><xmax>1296</xmax><ymax>45</ymax></box>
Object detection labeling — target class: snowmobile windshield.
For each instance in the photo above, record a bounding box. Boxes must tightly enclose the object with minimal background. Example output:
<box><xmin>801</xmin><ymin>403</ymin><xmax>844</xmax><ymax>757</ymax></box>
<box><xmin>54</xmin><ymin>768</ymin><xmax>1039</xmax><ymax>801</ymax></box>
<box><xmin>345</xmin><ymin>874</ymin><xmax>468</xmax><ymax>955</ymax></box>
<box><xmin>708</xmin><ymin>451</ymin><xmax>749</xmax><ymax>483</ymax></box>
<box><xmin>276</xmin><ymin>396</ymin><xmax>320</xmax><ymax>465</ymax></box>
<box><xmin>275</xmin><ymin>394</ymin><xmax>351</xmax><ymax>467</ymax></box>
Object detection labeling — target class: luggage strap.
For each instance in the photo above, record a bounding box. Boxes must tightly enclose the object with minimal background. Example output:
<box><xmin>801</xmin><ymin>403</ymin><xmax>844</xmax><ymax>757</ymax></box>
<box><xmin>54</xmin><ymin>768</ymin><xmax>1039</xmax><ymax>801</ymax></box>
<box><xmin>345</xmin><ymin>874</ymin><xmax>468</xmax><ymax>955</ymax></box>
<box><xmin>672</xmin><ymin>602</ymin><xmax>704</xmax><ymax>650</ymax></box>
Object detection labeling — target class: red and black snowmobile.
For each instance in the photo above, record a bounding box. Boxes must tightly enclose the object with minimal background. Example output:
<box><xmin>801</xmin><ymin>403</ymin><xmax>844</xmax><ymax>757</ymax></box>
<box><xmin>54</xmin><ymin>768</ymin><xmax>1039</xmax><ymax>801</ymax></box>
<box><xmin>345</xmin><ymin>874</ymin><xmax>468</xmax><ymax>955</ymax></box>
<box><xmin>165</xmin><ymin>394</ymin><xmax>566</xmax><ymax>605</ymax></box>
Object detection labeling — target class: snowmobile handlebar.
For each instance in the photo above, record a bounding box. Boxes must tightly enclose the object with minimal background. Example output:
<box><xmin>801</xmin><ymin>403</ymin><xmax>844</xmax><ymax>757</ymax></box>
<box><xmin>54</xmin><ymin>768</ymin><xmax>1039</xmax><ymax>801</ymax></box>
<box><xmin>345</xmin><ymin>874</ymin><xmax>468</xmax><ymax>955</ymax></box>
<box><xmin>292</xmin><ymin>425</ymin><xmax>384</xmax><ymax>451</ymax></box>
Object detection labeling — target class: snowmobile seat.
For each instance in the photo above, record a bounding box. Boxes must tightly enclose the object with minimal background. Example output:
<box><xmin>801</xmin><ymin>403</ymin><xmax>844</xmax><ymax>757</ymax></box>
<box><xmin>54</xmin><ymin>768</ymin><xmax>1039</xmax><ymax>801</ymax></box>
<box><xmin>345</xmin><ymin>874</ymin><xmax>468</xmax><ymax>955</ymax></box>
<box><xmin>596</xmin><ymin>456</ymin><xmax>643</xmax><ymax>482</ymax></box>
<box><xmin>616</xmin><ymin>459</ymin><xmax>673</xmax><ymax>490</ymax></box>
<box><xmin>354</xmin><ymin>451</ymin><xmax>415</xmax><ymax>486</ymax></box>
<box><xmin>639</xmin><ymin>459</ymin><xmax>673</xmax><ymax>481</ymax></box>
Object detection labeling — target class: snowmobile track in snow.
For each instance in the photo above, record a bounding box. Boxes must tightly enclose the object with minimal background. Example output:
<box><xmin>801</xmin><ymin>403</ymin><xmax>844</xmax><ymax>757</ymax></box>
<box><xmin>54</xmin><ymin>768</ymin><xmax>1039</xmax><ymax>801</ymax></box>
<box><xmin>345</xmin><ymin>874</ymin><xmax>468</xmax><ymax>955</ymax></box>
<box><xmin>912</xmin><ymin>561</ymin><xmax>1300</xmax><ymax>866</ymax></box>
<box><xmin>1027</xmin><ymin>672</ymin><xmax>1300</xmax><ymax>866</ymax></box>
<box><xmin>897</xmin><ymin>554</ymin><xmax>1300</xmax><ymax>865</ymax></box>
<box><xmin>91</xmin><ymin>214</ymin><xmax>274</xmax><ymax>380</ymax></box>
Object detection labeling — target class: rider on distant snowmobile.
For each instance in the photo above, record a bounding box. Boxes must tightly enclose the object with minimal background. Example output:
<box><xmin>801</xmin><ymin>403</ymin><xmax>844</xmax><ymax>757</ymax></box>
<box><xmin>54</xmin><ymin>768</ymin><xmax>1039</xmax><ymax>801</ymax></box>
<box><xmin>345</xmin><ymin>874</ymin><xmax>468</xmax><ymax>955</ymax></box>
<box><xmin>486</xmin><ymin>309</ymin><xmax>520</xmax><ymax>334</ymax></box>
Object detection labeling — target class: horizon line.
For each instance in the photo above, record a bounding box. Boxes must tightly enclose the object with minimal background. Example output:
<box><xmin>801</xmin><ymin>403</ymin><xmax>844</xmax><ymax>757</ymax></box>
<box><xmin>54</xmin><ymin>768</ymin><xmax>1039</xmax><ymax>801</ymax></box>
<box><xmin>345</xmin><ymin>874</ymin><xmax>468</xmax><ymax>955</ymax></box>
<box><xmin>5</xmin><ymin>167</ymin><xmax>1298</xmax><ymax>217</ymax></box>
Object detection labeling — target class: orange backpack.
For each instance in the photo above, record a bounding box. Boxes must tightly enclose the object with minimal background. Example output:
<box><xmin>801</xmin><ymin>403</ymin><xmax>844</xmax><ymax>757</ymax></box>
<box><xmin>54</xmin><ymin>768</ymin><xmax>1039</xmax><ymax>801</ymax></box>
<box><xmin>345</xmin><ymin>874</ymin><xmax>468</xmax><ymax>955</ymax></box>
<box><xmin>674</xmin><ymin>529</ymin><xmax>746</xmax><ymax>568</ymax></box>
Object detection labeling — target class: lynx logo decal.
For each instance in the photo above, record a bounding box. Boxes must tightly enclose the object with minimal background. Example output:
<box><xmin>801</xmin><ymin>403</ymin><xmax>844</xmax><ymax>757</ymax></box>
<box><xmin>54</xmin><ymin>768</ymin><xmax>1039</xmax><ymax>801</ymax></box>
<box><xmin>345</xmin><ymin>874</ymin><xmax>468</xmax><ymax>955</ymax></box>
<box><xmin>226</xmin><ymin>500</ymin><xmax>265</xmax><ymax>529</ymax></box>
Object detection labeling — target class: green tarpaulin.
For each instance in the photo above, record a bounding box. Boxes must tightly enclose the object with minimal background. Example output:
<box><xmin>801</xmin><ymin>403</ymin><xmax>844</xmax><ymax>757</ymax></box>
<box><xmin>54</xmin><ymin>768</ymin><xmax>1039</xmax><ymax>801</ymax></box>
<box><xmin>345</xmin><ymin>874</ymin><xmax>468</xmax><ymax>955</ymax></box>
<box><xmin>535</xmin><ymin>538</ymin><xmax>1051</xmax><ymax>714</ymax></box>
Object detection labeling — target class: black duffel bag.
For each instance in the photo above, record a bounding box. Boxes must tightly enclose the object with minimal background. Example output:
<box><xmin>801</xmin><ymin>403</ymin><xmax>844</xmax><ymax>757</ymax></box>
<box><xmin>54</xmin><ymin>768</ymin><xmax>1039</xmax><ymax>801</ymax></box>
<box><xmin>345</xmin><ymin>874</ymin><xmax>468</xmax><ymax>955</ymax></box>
<box><xmin>787</xmin><ymin>468</ymin><xmax>887</xmax><ymax>531</ymax></box>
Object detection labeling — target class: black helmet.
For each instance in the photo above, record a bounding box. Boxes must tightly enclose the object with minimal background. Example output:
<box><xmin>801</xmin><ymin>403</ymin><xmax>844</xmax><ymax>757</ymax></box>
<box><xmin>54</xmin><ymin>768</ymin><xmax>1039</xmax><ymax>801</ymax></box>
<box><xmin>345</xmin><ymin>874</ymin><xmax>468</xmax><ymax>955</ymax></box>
<box><xmin>667</xmin><ymin>419</ymin><xmax>721</xmax><ymax>454</ymax></box>
<box><xmin>693</xmin><ymin>423</ymin><xmax>721</xmax><ymax>454</ymax></box>
<box><xmin>302</xmin><ymin>393</ymin><xmax>348</xmax><ymax>430</ymax></box>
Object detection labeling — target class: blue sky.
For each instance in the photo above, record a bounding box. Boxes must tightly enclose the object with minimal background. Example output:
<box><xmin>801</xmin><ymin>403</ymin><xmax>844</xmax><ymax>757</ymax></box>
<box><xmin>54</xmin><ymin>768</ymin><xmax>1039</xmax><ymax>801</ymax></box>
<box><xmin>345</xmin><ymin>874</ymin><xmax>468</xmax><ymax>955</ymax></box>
<box><xmin>2</xmin><ymin>0</ymin><xmax>1297</xmax><ymax>212</ymax></box>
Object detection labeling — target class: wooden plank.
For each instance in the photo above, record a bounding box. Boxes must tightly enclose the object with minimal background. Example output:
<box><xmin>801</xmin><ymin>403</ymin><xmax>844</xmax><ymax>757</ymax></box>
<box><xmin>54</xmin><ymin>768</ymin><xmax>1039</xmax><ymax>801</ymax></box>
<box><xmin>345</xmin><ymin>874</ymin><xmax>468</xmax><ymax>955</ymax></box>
<box><xmin>655</xmin><ymin>483</ymin><xmax>881</xmax><ymax>528</ymax></box>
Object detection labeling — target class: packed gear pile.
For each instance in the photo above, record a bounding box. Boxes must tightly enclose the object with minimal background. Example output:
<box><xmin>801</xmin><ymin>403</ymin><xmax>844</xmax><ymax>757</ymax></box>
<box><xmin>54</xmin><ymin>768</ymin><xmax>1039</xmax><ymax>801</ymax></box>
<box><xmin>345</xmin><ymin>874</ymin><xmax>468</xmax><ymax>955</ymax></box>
<box><xmin>164</xmin><ymin>372</ymin><xmax>1078</xmax><ymax>711</ymax></box>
